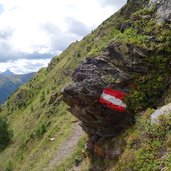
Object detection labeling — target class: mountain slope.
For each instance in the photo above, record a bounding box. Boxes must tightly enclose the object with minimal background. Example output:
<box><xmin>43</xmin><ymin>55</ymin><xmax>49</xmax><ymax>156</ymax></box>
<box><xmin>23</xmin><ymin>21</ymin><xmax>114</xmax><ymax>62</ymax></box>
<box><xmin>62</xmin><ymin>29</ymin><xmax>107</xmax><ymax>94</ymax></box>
<box><xmin>0</xmin><ymin>0</ymin><xmax>171</xmax><ymax>171</ymax></box>
<box><xmin>0</xmin><ymin>71</ymin><xmax>35</xmax><ymax>104</ymax></box>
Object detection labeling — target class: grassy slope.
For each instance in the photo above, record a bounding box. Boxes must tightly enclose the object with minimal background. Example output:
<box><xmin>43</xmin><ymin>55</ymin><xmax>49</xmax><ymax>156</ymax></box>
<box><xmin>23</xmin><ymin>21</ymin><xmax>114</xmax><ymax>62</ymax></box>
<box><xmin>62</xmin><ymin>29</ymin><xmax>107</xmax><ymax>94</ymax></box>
<box><xmin>0</xmin><ymin>42</ymin><xmax>85</xmax><ymax>171</ymax></box>
<box><xmin>0</xmin><ymin>7</ymin><xmax>128</xmax><ymax>170</ymax></box>
<box><xmin>1</xmin><ymin>0</ymin><xmax>170</xmax><ymax>170</ymax></box>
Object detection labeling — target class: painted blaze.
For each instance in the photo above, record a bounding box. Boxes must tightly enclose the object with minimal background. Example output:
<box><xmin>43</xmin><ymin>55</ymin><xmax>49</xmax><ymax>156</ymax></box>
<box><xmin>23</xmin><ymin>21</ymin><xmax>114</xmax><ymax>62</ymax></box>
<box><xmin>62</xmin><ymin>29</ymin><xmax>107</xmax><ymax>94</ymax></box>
<box><xmin>99</xmin><ymin>89</ymin><xmax>126</xmax><ymax>112</ymax></box>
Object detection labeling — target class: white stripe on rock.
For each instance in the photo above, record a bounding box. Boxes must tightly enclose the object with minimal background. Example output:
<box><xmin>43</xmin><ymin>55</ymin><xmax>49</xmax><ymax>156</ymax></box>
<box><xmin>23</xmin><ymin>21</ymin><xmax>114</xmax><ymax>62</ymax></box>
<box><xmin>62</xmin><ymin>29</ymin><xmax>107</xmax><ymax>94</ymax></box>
<box><xmin>101</xmin><ymin>93</ymin><xmax>126</xmax><ymax>108</ymax></box>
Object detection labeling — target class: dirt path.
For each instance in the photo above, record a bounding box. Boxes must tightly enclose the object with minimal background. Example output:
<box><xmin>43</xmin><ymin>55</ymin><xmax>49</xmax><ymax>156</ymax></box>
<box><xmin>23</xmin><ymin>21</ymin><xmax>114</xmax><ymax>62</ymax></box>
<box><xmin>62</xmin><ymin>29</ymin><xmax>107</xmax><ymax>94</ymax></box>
<box><xmin>47</xmin><ymin>122</ymin><xmax>84</xmax><ymax>170</ymax></box>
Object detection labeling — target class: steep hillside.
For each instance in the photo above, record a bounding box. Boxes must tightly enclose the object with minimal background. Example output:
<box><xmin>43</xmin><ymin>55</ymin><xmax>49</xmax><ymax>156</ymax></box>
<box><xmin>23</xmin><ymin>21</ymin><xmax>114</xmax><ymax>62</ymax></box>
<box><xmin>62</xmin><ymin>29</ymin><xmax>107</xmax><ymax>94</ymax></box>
<box><xmin>0</xmin><ymin>71</ymin><xmax>35</xmax><ymax>104</ymax></box>
<box><xmin>0</xmin><ymin>0</ymin><xmax>171</xmax><ymax>171</ymax></box>
<box><xmin>63</xmin><ymin>0</ymin><xmax>171</xmax><ymax>170</ymax></box>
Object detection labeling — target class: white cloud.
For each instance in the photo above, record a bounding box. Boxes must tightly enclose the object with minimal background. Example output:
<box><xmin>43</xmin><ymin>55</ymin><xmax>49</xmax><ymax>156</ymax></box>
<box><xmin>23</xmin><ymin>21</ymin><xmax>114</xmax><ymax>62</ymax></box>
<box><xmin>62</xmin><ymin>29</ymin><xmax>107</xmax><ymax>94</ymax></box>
<box><xmin>0</xmin><ymin>0</ymin><xmax>127</xmax><ymax>73</ymax></box>
<box><xmin>0</xmin><ymin>58</ymin><xmax>51</xmax><ymax>74</ymax></box>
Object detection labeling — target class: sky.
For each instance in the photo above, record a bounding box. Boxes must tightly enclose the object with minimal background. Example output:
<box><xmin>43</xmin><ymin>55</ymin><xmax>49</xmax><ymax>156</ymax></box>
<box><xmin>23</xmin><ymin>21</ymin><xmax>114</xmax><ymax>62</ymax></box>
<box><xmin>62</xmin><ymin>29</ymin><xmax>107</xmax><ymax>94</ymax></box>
<box><xmin>0</xmin><ymin>0</ymin><xmax>127</xmax><ymax>74</ymax></box>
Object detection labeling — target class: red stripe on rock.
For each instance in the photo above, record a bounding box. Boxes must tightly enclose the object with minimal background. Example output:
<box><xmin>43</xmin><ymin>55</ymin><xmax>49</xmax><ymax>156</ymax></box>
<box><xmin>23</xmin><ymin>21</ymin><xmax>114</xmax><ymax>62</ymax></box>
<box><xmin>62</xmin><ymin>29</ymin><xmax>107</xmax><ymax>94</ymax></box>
<box><xmin>103</xmin><ymin>89</ymin><xmax>125</xmax><ymax>99</ymax></box>
<box><xmin>99</xmin><ymin>89</ymin><xmax>126</xmax><ymax>112</ymax></box>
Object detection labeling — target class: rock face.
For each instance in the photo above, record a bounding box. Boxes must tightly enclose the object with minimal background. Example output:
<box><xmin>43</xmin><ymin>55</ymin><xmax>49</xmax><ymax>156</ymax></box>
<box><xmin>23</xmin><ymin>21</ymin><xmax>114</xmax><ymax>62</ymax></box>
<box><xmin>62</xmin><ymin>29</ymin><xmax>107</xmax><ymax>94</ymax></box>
<box><xmin>149</xmin><ymin>0</ymin><xmax>171</xmax><ymax>20</ymax></box>
<box><xmin>63</xmin><ymin>43</ymin><xmax>148</xmax><ymax>137</ymax></box>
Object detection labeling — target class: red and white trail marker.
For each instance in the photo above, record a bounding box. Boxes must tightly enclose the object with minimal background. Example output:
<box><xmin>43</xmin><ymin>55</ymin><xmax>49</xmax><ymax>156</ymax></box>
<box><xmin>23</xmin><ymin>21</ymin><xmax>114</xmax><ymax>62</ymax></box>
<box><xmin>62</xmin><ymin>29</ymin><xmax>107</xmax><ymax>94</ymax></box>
<box><xmin>99</xmin><ymin>89</ymin><xmax>127</xmax><ymax>112</ymax></box>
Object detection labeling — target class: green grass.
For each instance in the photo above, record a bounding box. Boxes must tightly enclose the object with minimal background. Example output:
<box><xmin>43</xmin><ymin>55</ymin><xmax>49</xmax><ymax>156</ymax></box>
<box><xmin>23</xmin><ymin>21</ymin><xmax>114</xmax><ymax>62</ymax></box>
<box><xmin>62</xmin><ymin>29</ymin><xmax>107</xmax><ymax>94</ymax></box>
<box><xmin>0</xmin><ymin>6</ymin><xmax>125</xmax><ymax>170</ymax></box>
<box><xmin>0</xmin><ymin>1</ymin><xmax>171</xmax><ymax>171</ymax></box>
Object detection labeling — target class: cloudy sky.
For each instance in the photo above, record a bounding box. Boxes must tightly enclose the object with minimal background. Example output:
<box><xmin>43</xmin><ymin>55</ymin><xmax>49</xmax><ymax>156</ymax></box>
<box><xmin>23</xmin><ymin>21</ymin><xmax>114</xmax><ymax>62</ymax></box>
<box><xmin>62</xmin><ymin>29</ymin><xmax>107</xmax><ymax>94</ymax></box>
<box><xmin>0</xmin><ymin>0</ymin><xmax>126</xmax><ymax>74</ymax></box>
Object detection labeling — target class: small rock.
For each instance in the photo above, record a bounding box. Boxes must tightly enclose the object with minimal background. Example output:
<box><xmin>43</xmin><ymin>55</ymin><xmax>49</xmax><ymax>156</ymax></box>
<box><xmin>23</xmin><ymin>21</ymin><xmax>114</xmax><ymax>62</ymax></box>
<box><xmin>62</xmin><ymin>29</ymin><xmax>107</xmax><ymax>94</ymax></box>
<box><xmin>151</xmin><ymin>103</ymin><xmax>171</xmax><ymax>124</ymax></box>
<box><xmin>74</xmin><ymin>157</ymin><xmax>82</xmax><ymax>167</ymax></box>
<box><xmin>119</xmin><ymin>44</ymin><xmax>129</xmax><ymax>54</ymax></box>
<box><xmin>50</xmin><ymin>137</ymin><xmax>55</xmax><ymax>141</ymax></box>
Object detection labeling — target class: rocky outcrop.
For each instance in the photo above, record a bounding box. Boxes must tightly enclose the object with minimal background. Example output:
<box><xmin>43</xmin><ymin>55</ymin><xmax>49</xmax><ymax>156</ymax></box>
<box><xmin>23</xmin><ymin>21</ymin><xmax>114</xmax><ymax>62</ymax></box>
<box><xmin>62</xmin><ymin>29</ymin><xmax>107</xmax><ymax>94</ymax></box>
<box><xmin>149</xmin><ymin>0</ymin><xmax>171</xmax><ymax>20</ymax></box>
<box><xmin>63</xmin><ymin>0</ymin><xmax>171</xmax><ymax>138</ymax></box>
<box><xmin>63</xmin><ymin>43</ymin><xmax>148</xmax><ymax>137</ymax></box>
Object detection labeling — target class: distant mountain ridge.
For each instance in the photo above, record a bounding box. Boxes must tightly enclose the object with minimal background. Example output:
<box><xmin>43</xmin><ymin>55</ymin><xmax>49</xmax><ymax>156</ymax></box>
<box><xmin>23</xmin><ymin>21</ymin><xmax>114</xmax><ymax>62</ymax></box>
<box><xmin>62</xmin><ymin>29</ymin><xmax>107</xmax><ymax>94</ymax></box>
<box><xmin>0</xmin><ymin>69</ymin><xmax>15</xmax><ymax>76</ymax></box>
<box><xmin>0</xmin><ymin>70</ymin><xmax>35</xmax><ymax>104</ymax></box>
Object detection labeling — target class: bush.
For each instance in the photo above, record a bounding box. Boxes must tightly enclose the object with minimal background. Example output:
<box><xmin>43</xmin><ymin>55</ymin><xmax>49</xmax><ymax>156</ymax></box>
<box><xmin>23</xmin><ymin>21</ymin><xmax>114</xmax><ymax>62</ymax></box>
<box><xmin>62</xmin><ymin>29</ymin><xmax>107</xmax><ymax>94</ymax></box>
<box><xmin>35</xmin><ymin>122</ymin><xmax>47</xmax><ymax>138</ymax></box>
<box><xmin>40</xmin><ymin>91</ymin><xmax>45</xmax><ymax>102</ymax></box>
<box><xmin>4</xmin><ymin>161</ymin><xmax>13</xmax><ymax>171</ymax></box>
<box><xmin>0</xmin><ymin>116</ymin><xmax>13</xmax><ymax>150</ymax></box>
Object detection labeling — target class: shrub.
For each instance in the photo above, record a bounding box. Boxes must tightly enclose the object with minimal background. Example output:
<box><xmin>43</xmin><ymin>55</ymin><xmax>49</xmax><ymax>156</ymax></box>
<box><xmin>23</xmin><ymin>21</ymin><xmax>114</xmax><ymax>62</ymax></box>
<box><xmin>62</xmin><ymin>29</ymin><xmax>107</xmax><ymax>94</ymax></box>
<box><xmin>0</xmin><ymin>116</ymin><xmax>13</xmax><ymax>150</ymax></box>
<box><xmin>4</xmin><ymin>161</ymin><xmax>13</xmax><ymax>171</ymax></box>
<box><xmin>40</xmin><ymin>91</ymin><xmax>45</xmax><ymax>102</ymax></box>
<box><xmin>35</xmin><ymin>122</ymin><xmax>47</xmax><ymax>138</ymax></box>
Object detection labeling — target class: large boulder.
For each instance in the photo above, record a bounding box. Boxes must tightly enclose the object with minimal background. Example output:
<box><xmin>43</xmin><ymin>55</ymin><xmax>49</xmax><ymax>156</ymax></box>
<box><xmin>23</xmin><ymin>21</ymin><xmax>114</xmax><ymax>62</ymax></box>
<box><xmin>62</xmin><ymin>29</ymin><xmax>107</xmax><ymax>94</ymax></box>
<box><xmin>63</xmin><ymin>0</ymin><xmax>171</xmax><ymax>137</ymax></box>
<box><xmin>63</xmin><ymin>43</ymin><xmax>148</xmax><ymax>137</ymax></box>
